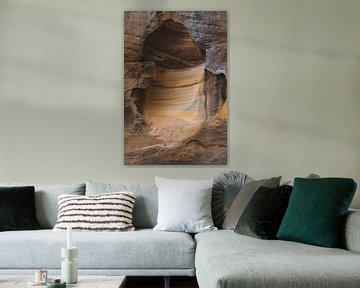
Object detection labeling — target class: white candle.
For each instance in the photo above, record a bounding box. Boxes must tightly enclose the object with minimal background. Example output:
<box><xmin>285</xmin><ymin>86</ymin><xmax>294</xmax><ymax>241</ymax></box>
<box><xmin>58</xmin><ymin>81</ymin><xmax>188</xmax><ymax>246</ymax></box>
<box><xmin>67</xmin><ymin>225</ymin><xmax>72</xmax><ymax>249</ymax></box>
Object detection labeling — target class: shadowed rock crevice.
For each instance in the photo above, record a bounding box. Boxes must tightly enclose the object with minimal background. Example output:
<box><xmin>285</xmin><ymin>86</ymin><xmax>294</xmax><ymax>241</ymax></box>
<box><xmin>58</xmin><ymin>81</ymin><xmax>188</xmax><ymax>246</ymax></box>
<box><xmin>204</xmin><ymin>71</ymin><xmax>227</xmax><ymax>120</ymax></box>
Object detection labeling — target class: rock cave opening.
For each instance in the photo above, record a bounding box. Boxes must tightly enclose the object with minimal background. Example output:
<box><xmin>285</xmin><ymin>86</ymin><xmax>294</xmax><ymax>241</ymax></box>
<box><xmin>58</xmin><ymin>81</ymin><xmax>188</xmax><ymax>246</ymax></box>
<box><xmin>142</xmin><ymin>19</ymin><xmax>207</xmax><ymax>144</ymax></box>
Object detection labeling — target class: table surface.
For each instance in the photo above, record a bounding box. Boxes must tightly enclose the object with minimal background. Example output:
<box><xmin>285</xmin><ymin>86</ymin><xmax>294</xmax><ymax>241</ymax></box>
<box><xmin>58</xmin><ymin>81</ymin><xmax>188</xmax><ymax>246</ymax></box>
<box><xmin>0</xmin><ymin>275</ymin><xmax>126</xmax><ymax>288</ymax></box>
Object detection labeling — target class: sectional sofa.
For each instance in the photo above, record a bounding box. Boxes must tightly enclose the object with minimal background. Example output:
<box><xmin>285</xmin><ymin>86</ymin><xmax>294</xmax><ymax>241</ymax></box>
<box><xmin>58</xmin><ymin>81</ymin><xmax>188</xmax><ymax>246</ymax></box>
<box><xmin>0</xmin><ymin>180</ymin><xmax>360</xmax><ymax>288</ymax></box>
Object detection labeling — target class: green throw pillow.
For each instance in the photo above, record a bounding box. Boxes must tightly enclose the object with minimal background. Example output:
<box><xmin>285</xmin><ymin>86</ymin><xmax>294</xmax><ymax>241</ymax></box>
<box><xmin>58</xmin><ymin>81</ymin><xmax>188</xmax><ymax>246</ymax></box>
<box><xmin>277</xmin><ymin>177</ymin><xmax>357</xmax><ymax>247</ymax></box>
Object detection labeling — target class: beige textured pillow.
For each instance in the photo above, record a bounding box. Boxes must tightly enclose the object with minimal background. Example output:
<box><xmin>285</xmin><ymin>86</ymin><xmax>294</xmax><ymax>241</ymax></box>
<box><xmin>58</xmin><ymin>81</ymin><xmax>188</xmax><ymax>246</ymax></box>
<box><xmin>222</xmin><ymin>176</ymin><xmax>281</xmax><ymax>230</ymax></box>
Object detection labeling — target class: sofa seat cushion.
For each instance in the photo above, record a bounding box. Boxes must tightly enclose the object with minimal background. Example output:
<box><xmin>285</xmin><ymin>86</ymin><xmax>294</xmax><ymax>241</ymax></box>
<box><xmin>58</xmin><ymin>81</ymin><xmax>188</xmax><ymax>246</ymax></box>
<box><xmin>195</xmin><ymin>230</ymin><xmax>360</xmax><ymax>288</ymax></box>
<box><xmin>0</xmin><ymin>229</ymin><xmax>195</xmax><ymax>270</ymax></box>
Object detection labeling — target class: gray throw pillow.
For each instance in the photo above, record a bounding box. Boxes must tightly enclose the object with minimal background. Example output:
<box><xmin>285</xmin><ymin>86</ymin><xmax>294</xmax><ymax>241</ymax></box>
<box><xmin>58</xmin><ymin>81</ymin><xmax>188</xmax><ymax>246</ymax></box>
<box><xmin>211</xmin><ymin>171</ymin><xmax>249</xmax><ymax>228</ymax></box>
<box><xmin>153</xmin><ymin>177</ymin><xmax>217</xmax><ymax>233</ymax></box>
<box><xmin>222</xmin><ymin>176</ymin><xmax>281</xmax><ymax>230</ymax></box>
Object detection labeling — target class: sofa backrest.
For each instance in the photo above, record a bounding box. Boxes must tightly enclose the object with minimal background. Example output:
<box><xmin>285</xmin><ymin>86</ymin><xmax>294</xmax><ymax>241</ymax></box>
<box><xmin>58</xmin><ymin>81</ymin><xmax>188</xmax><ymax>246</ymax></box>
<box><xmin>0</xmin><ymin>183</ymin><xmax>86</xmax><ymax>229</ymax></box>
<box><xmin>86</xmin><ymin>181</ymin><xmax>158</xmax><ymax>229</ymax></box>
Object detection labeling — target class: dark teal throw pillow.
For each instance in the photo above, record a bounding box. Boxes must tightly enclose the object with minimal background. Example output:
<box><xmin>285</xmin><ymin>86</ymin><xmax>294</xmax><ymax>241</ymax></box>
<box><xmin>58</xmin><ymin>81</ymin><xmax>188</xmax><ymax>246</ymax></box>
<box><xmin>276</xmin><ymin>178</ymin><xmax>357</xmax><ymax>247</ymax></box>
<box><xmin>235</xmin><ymin>185</ymin><xmax>292</xmax><ymax>239</ymax></box>
<box><xmin>0</xmin><ymin>186</ymin><xmax>41</xmax><ymax>231</ymax></box>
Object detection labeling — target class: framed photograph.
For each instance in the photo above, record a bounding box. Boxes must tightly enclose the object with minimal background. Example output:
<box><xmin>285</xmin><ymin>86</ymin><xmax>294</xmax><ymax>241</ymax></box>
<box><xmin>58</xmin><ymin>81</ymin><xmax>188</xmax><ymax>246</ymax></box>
<box><xmin>124</xmin><ymin>11</ymin><xmax>227</xmax><ymax>165</ymax></box>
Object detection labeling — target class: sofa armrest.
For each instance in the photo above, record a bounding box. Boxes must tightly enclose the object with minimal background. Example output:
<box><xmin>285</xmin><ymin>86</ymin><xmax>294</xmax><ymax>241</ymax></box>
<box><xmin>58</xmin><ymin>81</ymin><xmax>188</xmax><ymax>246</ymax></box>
<box><xmin>342</xmin><ymin>209</ymin><xmax>360</xmax><ymax>253</ymax></box>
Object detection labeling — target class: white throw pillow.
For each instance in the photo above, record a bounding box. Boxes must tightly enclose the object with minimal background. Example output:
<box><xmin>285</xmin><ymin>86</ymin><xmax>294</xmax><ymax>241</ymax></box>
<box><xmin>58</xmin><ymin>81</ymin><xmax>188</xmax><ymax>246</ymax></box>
<box><xmin>53</xmin><ymin>192</ymin><xmax>135</xmax><ymax>232</ymax></box>
<box><xmin>153</xmin><ymin>177</ymin><xmax>217</xmax><ymax>233</ymax></box>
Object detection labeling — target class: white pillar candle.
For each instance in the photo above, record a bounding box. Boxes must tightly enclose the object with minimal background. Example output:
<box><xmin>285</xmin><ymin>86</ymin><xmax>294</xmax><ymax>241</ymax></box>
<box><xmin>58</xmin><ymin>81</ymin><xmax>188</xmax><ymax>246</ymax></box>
<box><xmin>67</xmin><ymin>225</ymin><xmax>72</xmax><ymax>249</ymax></box>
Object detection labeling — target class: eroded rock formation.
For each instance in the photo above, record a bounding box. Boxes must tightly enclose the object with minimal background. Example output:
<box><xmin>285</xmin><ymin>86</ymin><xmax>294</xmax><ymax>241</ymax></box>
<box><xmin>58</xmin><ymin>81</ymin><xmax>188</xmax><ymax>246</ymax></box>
<box><xmin>143</xmin><ymin>20</ymin><xmax>207</xmax><ymax>142</ymax></box>
<box><xmin>124</xmin><ymin>11</ymin><xmax>227</xmax><ymax>165</ymax></box>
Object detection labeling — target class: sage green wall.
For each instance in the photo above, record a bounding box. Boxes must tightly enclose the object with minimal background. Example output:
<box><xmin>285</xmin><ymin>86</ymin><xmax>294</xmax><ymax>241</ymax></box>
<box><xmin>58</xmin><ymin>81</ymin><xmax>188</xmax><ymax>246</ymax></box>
<box><xmin>0</xmin><ymin>0</ymin><xmax>359</xmax><ymax>207</ymax></box>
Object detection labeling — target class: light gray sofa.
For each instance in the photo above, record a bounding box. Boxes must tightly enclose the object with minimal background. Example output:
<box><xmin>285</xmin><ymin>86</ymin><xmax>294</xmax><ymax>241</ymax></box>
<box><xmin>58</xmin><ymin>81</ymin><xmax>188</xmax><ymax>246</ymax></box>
<box><xmin>0</xmin><ymin>181</ymin><xmax>360</xmax><ymax>288</ymax></box>
<box><xmin>195</xmin><ymin>211</ymin><xmax>360</xmax><ymax>288</ymax></box>
<box><xmin>0</xmin><ymin>181</ymin><xmax>195</xmax><ymax>280</ymax></box>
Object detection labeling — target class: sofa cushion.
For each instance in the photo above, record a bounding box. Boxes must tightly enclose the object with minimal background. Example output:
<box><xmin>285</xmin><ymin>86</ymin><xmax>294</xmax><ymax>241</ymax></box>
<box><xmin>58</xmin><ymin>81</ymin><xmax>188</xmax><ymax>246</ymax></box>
<box><xmin>0</xmin><ymin>183</ymin><xmax>86</xmax><ymax>229</ymax></box>
<box><xmin>195</xmin><ymin>230</ymin><xmax>360</xmax><ymax>288</ymax></box>
<box><xmin>86</xmin><ymin>181</ymin><xmax>158</xmax><ymax>229</ymax></box>
<box><xmin>277</xmin><ymin>178</ymin><xmax>357</xmax><ymax>247</ymax></box>
<box><xmin>342</xmin><ymin>209</ymin><xmax>360</xmax><ymax>253</ymax></box>
<box><xmin>234</xmin><ymin>185</ymin><xmax>292</xmax><ymax>239</ymax></box>
<box><xmin>153</xmin><ymin>177</ymin><xmax>216</xmax><ymax>233</ymax></box>
<box><xmin>222</xmin><ymin>176</ymin><xmax>281</xmax><ymax>229</ymax></box>
<box><xmin>212</xmin><ymin>171</ymin><xmax>249</xmax><ymax>228</ymax></box>
<box><xmin>53</xmin><ymin>192</ymin><xmax>136</xmax><ymax>232</ymax></box>
<box><xmin>0</xmin><ymin>229</ymin><xmax>195</xmax><ymax>272</ymax></box>
<box><xmin>0</xmin><ymin>186</ymin><xmax>40</xmax><ymax>231</ymax></box>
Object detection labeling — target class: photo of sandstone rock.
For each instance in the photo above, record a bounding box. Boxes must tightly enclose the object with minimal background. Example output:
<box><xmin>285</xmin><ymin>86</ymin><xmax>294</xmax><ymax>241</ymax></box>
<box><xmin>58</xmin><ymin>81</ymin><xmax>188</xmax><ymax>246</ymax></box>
<box><xmin>124</xmin><ymin>11</ymin><xmax>227</xmax><ymax>165</ymax></box>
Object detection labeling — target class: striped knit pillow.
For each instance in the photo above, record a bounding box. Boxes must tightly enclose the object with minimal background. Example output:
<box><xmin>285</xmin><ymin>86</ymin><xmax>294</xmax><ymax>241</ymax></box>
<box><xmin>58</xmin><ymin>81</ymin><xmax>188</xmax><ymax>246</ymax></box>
<box><xmin>53</xmin><ymin>192</ymin><xmax>136</xmax><ymax>231</ymax></box>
